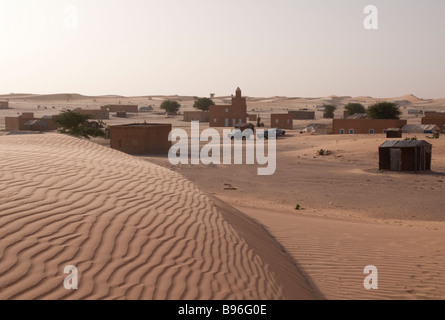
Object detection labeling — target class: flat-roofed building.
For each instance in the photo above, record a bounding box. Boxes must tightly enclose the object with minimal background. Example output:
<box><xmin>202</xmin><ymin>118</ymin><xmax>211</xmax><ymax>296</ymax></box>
<box><xmin>271</xmin><ymin>114</ymin><xmax>293</xmax><ymax>129</ymax></box>
<box><xmin>332</xmin><ymin>119</ymin><xmax>407</xmax><ymax>135</ymax></box>
<box><xmin>110</xmin><ymin>123</ymin><xmax>172</xmax><ymax>155</ymax></box>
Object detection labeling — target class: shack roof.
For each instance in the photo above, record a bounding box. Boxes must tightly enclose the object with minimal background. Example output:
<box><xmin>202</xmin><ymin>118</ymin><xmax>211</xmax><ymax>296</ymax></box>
<box><xmin>379</xmin><ymin>140</ymin><xmax>432</xmax><ymax>148</ymax></box>
<box><xmin>402</xmin><ymin>124</ymin><xmax>440</xmax><ymax>133</ymax></box>
<box><xmin>347</xmin><ymin>113</ymin><xmax>369</xmax><ymax>119</ymax></box>
<box><xmin>24</xmin><ymin>120</ymin><xmax>46</xmax><ymax>126</ymax></box>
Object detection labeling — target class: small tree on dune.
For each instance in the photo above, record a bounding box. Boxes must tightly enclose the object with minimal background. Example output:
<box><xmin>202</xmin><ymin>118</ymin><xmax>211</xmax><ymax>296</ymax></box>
<box><xmin>53</xmin><ymin>109</ymin><xmax>106</xmax><ymax>139</ymax></box>
<box><xmin>160</xmin><ymin>100</ymin><xmax>181</xmax><ymax>114</ymax></box>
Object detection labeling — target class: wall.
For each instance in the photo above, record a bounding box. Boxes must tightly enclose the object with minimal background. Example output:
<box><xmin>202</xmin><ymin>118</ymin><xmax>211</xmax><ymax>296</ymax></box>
<box><xmin>74</xmin><ymin>109</ymin><xmax>110</xmax><ymax>120</ymax></box>
<box><xmin>5</xmin><ymin>117</ymin><xmax>20</xmax><ymax>131</ymax></box>
<box><xmin>333</xmin><ymin>119</ymin><xmax>407</xmax><ymax>134</ymax></box>
<box><xmin>183</xmin><ymin>111</ymin><xmax>210</xmax><ymax>122</ymax></box>
<box><xmin>0</xmin><ymin>101</ymin><xmax>9</xmax><ymax>109</ymax></box>
<box><xmin>379</xmin><ymin>146</ymin><xmax>431</xmax><ymax>171</ymax></box>
<box><xmin>271</xmin><ymin>114</ymin><xmax>293</xmax><ymax>129</ymax></box>
<box><xmin>288</xmin><ymin>111</ymin><xmax>315</xmax><ymax>120</ymax></box>
<box><xmin>102</xmin><ymin>105</ymin><xmax>138</xmax><ymax>113</ymax></box>
<box><xmin>422</xmin><ymin>114</ymin><xmax>445</xmax><ymax>133</ymax></box>
<box><xmin>110</xmin><ymin>124</ymin><xmax>172</xmax><ymax>154</ymax></box>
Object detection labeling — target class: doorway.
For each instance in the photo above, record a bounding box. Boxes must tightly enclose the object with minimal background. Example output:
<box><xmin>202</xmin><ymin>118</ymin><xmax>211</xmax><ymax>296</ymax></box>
<box><xmin>390</xmin><ymin>148</ymin><xmax>401</xmax><ymax>171</ymax></box>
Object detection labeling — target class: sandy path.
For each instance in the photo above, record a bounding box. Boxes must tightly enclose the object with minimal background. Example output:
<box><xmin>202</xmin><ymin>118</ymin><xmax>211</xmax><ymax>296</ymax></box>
<box><xmin>0</xmin><ymin>134</ymin><xmax>314</xmax><ymax>300</ymax></box>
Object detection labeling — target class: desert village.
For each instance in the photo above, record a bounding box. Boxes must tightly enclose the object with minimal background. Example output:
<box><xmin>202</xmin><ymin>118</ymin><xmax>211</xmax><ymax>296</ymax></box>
<box><xmin>1</xmin><ymin>88</ymin><xmax>445</xmax><ymax>171</ymax></box>
<box><xmin>1</xmin><ymin>89</ymin><xmax>445</xmax><ymax>300</ymax></box>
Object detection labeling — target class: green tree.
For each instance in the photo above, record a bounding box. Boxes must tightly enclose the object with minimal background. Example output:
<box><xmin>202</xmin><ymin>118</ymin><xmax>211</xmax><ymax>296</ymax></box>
<box><xmin>53</xmin><ymin>109</ymin><xmax>106</xmax><ymax>139</ymax></box>
<box><xmin>344</xmin><ymin>103</ymin><xmax>366</xmax><ymax>117</ymax></box>
<box><xmin>160</xmin><ymin>100</ymin><xmax>181</xmax><ymax>114</ymax></box>
<box><xmin>367</xmin><ymin>102</ymin><xmax>401</xmax><ymax>119</ymax></box>
<box><xmin>193</xmin><ymin>97</ymin><xmax>215</xmax><ymax>111</ymax></box>
<box><xmin>324</xmin><ymin>104</ymin><xmax>337</xmax><ymax>119</ymax></box>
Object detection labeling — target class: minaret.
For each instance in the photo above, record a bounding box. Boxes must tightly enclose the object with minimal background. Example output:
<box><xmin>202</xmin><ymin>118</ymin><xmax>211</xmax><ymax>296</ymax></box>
<box><xmin>236</xmin><ymin>87</ymin><xmax>242</xmax><ymax>98</ymax></box>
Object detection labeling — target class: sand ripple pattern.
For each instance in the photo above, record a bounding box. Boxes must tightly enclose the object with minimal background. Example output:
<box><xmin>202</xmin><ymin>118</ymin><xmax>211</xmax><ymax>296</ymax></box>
<box><xmin>0</xmin><ymin>134</ymin><xmax>285</xmax><ymax>300</ymax></box>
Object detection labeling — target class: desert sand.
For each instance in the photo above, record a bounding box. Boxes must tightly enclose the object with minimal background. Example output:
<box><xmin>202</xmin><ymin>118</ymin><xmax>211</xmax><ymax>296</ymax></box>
<box><xmin>0</xmin><ymin>134</ymin><xmax>316</xmax><ymax>300</ymax></box>
<box><xmin>1</xmin><ymin>92</ymin><xmax>445</xmax><ymax>300</ymax></box>
<box><xmin>147</xmin><ymin>132</ymin><xmax>445</xmax><ymax>300</ymax></box>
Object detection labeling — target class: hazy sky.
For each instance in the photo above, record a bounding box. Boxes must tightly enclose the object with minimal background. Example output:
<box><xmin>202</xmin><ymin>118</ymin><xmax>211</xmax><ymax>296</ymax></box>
<box><xmin>1</xmin><ymin>0</ymin><xmax>444</xmax><ymax>98</ymax></box>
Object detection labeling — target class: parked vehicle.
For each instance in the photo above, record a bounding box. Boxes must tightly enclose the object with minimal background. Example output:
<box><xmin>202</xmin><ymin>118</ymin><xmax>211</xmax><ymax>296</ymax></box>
<box><xmin>258</xmin><ymin>128</ymin><xmax>286</xmax><ymax>139</ymax></box>
<box><xmin>228</xmin><ymin>128</ymin><xmax>254</xmax><ymax>140</ymax></box>
<box><xmin>228</xmin><ymin>123</ymin><xmax>256</xmax><ymax>140</ymax></box>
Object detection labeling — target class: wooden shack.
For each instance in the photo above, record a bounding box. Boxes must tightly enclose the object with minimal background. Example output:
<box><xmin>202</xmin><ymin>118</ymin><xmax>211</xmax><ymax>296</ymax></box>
<box><xmin>386</xmin><ymin>128</ymin><xmax>402</xmax><ymax>138</ymax></box>
<box><xmin>379</xmin><ymin>140</ymin><xmax>432</xmax><ymax>172</ymax></box>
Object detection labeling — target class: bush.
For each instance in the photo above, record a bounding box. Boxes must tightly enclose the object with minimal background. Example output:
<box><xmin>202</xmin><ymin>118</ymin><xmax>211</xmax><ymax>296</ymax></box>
<box><xmin>295</xmin><ymin>204</ymin><xmax>301</xmax><ymax>210</ymax></box>
<box><xmin>324</xmin><ymin>104</ymin><xmax>337</xmax><ymax>118</ymax></box>
<box><xmin>318</xmin><ymin>149</ymin><xmax>325</xmax><ymax>156</ymax></box>
<box><xmin>433</xmin><ymin>132</ymin><xmax>440</xmax><ymax>139</ymax></box>
<box><xmin>193</xmin><ymin>97</ymin><xmax>215</xmax><ymax>111</ymax></box>
<box><xmin>160</xmin><ymin>100</ymin><xmax>181</xmax><ymax>114</ymax></box>
<box><xmin>53</xmin><ymin>109</ymin><xmax>106</xmax><ymax>139</ymax></box>
<box><xmin>344</xmin><ymin>103</ymin><xmax>366</xmax><ymax>117</ymax></box>
<box><xmin>367</xmin><ymin>102</ymin><xmax>401</xmax><ymax>119</ymax></box>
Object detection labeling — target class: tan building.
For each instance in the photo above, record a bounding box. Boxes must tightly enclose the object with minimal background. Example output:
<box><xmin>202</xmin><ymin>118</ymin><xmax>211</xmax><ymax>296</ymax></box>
<box><xmin>209</xmin><ymin>88</ymin><xmax>247</xmax><ymax>127</ymax></box>
<box><xmin>74</xmin><ymin>108</ymin><xmax>109</xmax><ymax>120</ymax></box>
<box><xmin>271</xmin><ymin>114</ymin><xmax>293</xmax><ymax>129</ymax></box>
<box><xmin>102</xmin><ymin>105</ymin><xmax>138</xmax><ymax>113</ymax></box>
<box><xmin>5</xmin><ymin>114</ymin><xmax>57</xmax><ymax>132</ymax></box>
<box><xmin>110</xmin><ymin>123</ymin><xmax>172</xmax><ymax>155</ymax></box>
<box><xmin>332</xmin><ymin>119</ymin><xmax>407</xmax><ymax>135</ymax></box>
<box><xmin>183</xmin><ymin>111</ymin><xmax>210</xmax><ymax>122</ymax></box>
<box><xmin>288</xmin><ymin>110</ymin><xmax>315</xmax><ymax>120</ymax></box>
<box><xmin>421</xmin><ymin>112</ymin><xmax>445</xmax><ymax>133</ymax></box>
<box><xmin>0</xmin><ymin>101</ymin><xmax>9</xmax><ymax>109</ymax></box>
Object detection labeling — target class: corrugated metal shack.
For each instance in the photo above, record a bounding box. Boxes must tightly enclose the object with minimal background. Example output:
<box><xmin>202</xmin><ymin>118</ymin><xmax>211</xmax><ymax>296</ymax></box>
<box><xmin>379</xmin><ymin>140</ymin><xmax>432</xmax><ymax>172</ymax></box>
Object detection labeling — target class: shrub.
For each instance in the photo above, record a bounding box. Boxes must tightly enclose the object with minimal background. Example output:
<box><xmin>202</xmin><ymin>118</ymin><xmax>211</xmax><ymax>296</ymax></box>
<box><xmin>53</xmin><ymin>109</ymin><xmax>106</xmax><ymax>139</ymax></box>
<box><xmin>367</xmin><ymin>102</ymin><xmax>401</xmax><ymax>119</ymax></box>
<box><xmin>160</xmin><ymin>100</ymin><xmax>181</xmax><ymax>114</ymax></box>
<box><xmin>344</xmin><ymin>103</ymin><xmax>366</xmax><ymax>117</ymax></box>
<box><xmin>323</xmin><ymin>104</ymin><xmax>337</xmax><ymax>118</ymax></box>
<box><xmin>193</xmin><ymin>97</ymin><xmax>214</xmax><ymax>111</ymax></box>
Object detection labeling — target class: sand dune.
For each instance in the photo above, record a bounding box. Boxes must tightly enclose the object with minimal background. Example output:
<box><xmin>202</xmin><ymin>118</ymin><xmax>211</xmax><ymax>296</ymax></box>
<box><xmin>240</xmin><ymin>207</ymin><xmax>445</xmax><ymax>300</ymax></box>
<box><xmin>0</xmin><ymin>134</ymin><xmax>314</xmax><ymax>300</ymax></box>
<box><xmin>391</xmin><ymin>94</ymin><xmax>423</xmax><ymax>104</ymax></box>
